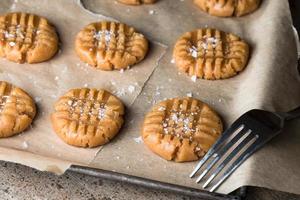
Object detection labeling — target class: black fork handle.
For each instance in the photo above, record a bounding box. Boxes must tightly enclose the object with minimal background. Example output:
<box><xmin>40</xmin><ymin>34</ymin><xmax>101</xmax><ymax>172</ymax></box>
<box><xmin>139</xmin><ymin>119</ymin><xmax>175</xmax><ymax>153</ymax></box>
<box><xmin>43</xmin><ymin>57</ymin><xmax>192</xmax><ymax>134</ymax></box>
<box><xmin>285</xmin><ymin>106</ymin><xmax>300</xmax><ymax>121</ymax></box>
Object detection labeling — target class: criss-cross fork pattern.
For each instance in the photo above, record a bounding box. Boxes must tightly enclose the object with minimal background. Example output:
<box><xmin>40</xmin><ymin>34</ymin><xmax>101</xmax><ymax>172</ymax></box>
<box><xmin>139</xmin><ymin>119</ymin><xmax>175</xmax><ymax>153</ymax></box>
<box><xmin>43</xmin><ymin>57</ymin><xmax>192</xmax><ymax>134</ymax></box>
<box><xmin>198</xmin><ymin>0</ymin><xmax>238</xmax><ymax>16</ymax></box>
<box><xmin>0</xmin><ymin>81</ymin><xmax>36</xmax><ymax>137</ymax></box>
<box><xmin>0</xmin><ymin>12</ymin><xmax>58</xmax><ymax>63</ymax></box>
<box><xmin>174</xmin><ymin>28</ymin><xmax>249</xmax><ymax>80</ymax></box>
<box><xmin>52</xmin><ymin>88</ymin><xmax>124</xmax><ymax>147</ymax></box>
<box><xmin>142</xmin><ymin>98</ymin><xmax>223</xmax><ymax>162</ymax></box>
<box><xmin>75</xmin><ymin>21</ymin><xmax>148</xmax><ymax>70</ymax></box>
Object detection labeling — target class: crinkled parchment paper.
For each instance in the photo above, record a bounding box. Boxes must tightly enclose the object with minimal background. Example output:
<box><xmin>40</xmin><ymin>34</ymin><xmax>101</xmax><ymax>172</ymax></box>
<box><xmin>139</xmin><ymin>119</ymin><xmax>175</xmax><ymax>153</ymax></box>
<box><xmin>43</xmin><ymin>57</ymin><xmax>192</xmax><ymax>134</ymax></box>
<box><xmin>1</xmin><ymin>0</ymin><xmax>300</xmax><ymax>195</ymax></box>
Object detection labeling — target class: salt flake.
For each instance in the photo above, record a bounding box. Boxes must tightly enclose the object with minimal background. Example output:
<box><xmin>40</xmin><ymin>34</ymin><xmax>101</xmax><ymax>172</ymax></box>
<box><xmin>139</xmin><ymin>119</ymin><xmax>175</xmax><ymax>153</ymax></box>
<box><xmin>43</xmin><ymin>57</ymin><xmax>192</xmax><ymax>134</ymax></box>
<box><xmin>149</xmin><ymin>10</ymin><xmax>155</xmax><ymax>15</ymax></box>
<box><xmin>22</xmin><ymin>141</ymin><xmax>28</xmax><ymax>149</ymax></box>
<box><xmin>128</xmin><ymin>85</ymin><xmax>135</xmax><ymax>93</ymax></box>
<box><xmin>133</xmin><ymin>136</ymin><xmax>143</xmax><ymax>144</ymax></box>
<box><xmin>9</xmin><ymin>41</ymin><xmax>15</xmax><ymax>47</ymax></box>
<box><xmin>186</xmin><ymin>92</ymin><xmax>193</xmax><ymax>97</ymax></box>
<box><xmin>191</xmin><ymin>75</ymin><xmax>197</xmax><ymax>82</ymax></box>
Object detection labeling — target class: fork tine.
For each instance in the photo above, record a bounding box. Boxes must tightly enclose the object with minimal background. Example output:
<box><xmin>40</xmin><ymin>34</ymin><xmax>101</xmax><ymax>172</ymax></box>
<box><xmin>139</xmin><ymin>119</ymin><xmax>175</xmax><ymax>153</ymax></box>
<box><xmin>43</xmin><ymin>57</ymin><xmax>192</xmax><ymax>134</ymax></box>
<box><xmin>189</xmin><ymin>123</ymin><xmax>244</xmax><ymax>178</ymax></box>
<box><xmin>195</xmin><ymin>127</ymin><xmax>250</xmax><ymax>183</ymax></box>
<box><xmin>202</xmin><ymin>130</ymin><xmax>255</xmax><ymax>189</ymax></box>
<box><xmin>206</xmin><ymin>135</ymin><xmax>260</xmax><ymax>192</ymax></box>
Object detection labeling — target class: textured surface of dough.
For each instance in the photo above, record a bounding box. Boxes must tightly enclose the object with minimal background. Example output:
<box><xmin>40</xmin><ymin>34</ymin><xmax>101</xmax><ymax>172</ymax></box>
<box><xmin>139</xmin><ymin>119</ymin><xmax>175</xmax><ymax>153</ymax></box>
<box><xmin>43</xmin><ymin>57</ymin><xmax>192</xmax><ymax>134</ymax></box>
<box><xmin>51</xmin><ymin>88</ymin><xmax>125</xmax><ymax>148</ymax></box>
<box><xmin>75</xmin><ymin>21</ymin><xmax>148</xmax><ymax>70</ymax></box>
<box><xmin>0</xmin><ymin>81</ymin><xmax>36</xmax><ymax>138</ymax></box>
<box><xmin>0</xmin><ymin>12</ymin><xmax>58</xmax><ymax>63</ymax></box>
<box><xmin>142</xmin><ymin>97</ymin><xmax>223</xmax><ymax>162</ymax></box>
<box><xmin>173</xmin><ymin>28</ymin><xmax>249</xmax><ymax>80</ymax></box>
<box><xmin>118</xmin><ymin>0</ymin><xmax>156</xmax><ymax>5</ymax></box>
<box><xmin>194</xmin><ymin>0</ymin><xmax>261</xmax><ymax>17</ymax></box>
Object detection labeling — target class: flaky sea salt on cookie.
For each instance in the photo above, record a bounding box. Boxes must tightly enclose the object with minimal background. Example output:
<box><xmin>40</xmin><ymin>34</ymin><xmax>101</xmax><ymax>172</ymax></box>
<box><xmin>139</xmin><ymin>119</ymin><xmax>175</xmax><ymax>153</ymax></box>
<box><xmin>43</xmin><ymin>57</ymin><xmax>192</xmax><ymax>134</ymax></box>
<box><xmin>142</xmin><ymin>97</ymin><xmax>223</xmax><ymax>162</ymax></box>
<box><xmin>0</xmin><ymin>81</ymin><xmax>36</xmax><ymax>138</ymax></box>
<box><xmin>194</xmin><ymin>0</ymin><xmax>261</xmax><ymax>17</ymax></box>
<box><xmin>51</xmin><ymin>88</ymin><xmax>125</xmax><ymax>148</ymax></box>
<box><xmin>173</xmin><ymin>28</ymin><xmax>249</xmax><ymax>80</ymax></box>
<box><xmin>118</xmin><ymin>0</ymin><xmax>156</xmax><ymax>5</ymax></box>
<box><xmin>0</xmin><ymin>12</ymin><xmax>59</xmax><ymax>63</ymax></box>
<box><xmin>75</xmin><ymin>21</ymin><xmax>148</xmax><ymax>71</ymax></box>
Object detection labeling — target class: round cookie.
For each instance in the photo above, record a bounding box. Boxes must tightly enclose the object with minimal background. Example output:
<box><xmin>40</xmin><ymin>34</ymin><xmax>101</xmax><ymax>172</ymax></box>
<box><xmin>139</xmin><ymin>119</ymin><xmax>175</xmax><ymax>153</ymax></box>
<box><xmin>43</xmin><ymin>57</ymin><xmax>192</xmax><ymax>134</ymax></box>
<box><xmin>173</xmin><ymin>28</ymin><xmax>249</xmax><ymax>80</ymax></box>
<box><xmin>118</xmin><ymin>0</ymin><xmax>156</xmax><ymax>5</ymax></box>
<box><xmin>51</xmin><ymin>88</ymin><xmax>125</xmax><ymax>148</ymax></box>
<box><xmin>142</xmin><ymin>97</ymin><xmax>223</xmax><ymax>162</ymax></box>
<box><xmin>0</xmin><ymin>12</ymin><xmax>59</xmax><ymax>64</ymax></box>
<box><xmin>0</xmin><ymin>81</ymin><xmax>36</xmax><ymax>138</ymax></box>
<box><xmin>75</xmin><ymin>21</ymin><xmax>148</xmax><ymax>71</ymax></box>
<box><xmin>194</xmin><ymin>0</ymin><xmax>261</xmax><ymax>17</ymax></box>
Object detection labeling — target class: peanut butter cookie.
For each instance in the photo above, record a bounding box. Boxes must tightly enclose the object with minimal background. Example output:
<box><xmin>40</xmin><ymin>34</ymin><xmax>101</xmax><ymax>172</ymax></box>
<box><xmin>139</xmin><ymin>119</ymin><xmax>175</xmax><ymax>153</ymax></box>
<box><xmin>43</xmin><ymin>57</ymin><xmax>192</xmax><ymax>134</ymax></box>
<box><xmin>0</xmin><ymin>81</ymin><xmax>36</xmax><ymax>138</ymax></box>
<box><xmin>51</xmin><ymin>88</ymin><xmax>125</xmax><ymax>148</ymax></box>
<box><xmin>0</xmin><ymin>12</ymin><xmax>59</xmax><ymax>63</ymax></box>
<box><xmin>194</xmin><ymin>0</ymin><xmax>261</xmax><ymax>17</ymax></box>
<box><xmin>142</xmin><ymin>97</ymin><xmax>223</xmax><ymax>162</ymax></box>
<box><xmin>173</xmin><ymin>28</ymin><xmax>249</xmax><ymax>80</ymax></box>
<box><xmin>75</xmin><ymin>21</ymin><xmax>148</xmax><ymax>71</ymax></box>
<box><xmin>118</xmin><ymin>0</ymin><xmax>156</xmax><ymax>5</ymax></box>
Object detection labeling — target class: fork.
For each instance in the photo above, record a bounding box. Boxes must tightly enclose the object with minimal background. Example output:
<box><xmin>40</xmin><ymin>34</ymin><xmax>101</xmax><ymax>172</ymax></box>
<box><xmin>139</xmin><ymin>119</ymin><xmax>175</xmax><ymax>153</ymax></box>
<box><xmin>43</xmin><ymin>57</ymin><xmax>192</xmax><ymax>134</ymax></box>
<box><xmin>190</xmin><ymin>106</ymin><xmax>300</xmax><ymax>192</ymax></box>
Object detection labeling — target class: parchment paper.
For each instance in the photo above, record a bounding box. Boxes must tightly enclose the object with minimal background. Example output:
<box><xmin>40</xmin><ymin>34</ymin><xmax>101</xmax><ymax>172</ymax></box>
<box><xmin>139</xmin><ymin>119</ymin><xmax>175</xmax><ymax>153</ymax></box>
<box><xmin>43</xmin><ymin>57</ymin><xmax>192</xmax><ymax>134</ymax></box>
<box><xmin>0</xmin><ymin>0</ymin><xmax>166</xmax><ymax>173</ymax></box>
<box><xmin>0</xmin><ymin>0</ymin><xmax>300</xmax><ymax>195</ymax></box>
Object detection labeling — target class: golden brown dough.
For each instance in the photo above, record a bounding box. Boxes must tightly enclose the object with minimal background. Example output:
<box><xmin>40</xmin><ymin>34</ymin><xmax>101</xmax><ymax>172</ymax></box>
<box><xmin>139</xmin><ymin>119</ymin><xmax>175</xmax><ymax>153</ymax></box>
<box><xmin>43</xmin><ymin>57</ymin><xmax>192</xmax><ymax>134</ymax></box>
<box><xmin>142</xmin><ymin>97</ymin><xmax>223</xmax><ymax>162</ymax></box>
<box><xmin>173</xmin><ymin>28</ymin><xmax>249</xmax><ymax>80</ymax></box>
<box><xmin>194</xmin><ymin>0</ymin><xmax>261</xmax><ymax>17</ymax></box>
<box><xmin>75</xmin><ymin>21</ymin><xmax>148</xmax><ymax>71</ymax></box>
<box><xmin>51</xmin><ymin>88</ymin><xmax>125</xmax><ymax>148</ymax></box>
<box><xmin>118</xmin><ymin>0</ymin><xmax>156</xmax><ymax>5</ymax></box>
<box><xmin>0</xmin><ymin>12</ymin><xmax>58</xmax><ymax>63</ymax></box>
<box><xmin>0</xmin><ymin>81</ymin><xmax>36</xmax><ymax>138</ymax></box>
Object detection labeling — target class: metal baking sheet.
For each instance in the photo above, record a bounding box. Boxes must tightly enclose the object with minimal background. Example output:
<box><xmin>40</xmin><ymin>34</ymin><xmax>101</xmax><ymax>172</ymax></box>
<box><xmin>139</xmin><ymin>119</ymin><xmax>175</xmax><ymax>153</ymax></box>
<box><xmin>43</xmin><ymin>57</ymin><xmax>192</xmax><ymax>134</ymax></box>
<box><xmin>69</xmin><ymin>165</ymin><xmax>242</xmax><ymax>200</ymax></box>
